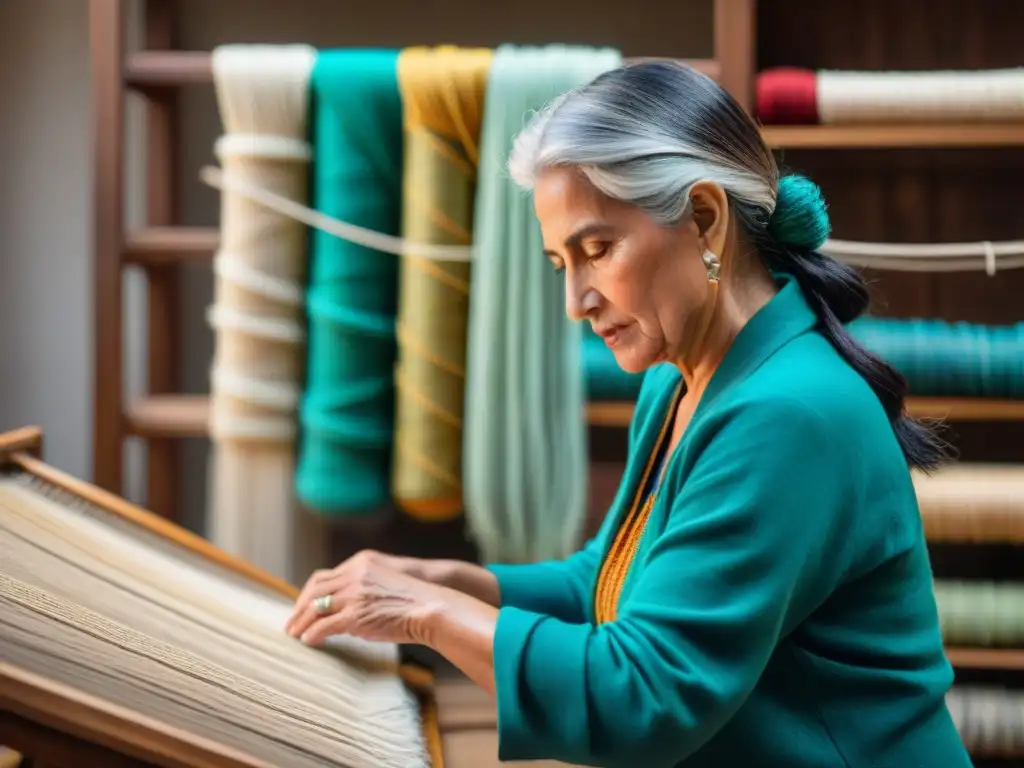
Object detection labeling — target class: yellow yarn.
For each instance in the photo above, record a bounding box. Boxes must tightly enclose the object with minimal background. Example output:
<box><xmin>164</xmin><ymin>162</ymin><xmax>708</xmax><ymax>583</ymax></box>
<box><xmin>594</xmin><ymin>383</ymin><xmax>682</xmax><ymax>624</ymax></box>
<box><xmin>392</xmin><ymin>46</ymin><xmax>492</xmax><ymax>521</ymax></box>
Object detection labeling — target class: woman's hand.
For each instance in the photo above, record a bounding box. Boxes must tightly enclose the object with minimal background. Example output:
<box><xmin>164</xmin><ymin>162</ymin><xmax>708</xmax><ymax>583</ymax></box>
<box><xmin>284</xmin><ymin>550</ymin><xmax>446</xmax><ymax>647</ymax></box>
<box><xmin>284</xmin><ymin>549</ymin><xmax>501</xmax><ymax>695</ymax></box>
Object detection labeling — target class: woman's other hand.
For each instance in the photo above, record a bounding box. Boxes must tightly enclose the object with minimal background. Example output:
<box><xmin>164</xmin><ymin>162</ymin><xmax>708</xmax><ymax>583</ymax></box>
<box><xmin>284</xmin><ymin>550</ymin><xmax>445</xmax><ymax>646</ymax></box>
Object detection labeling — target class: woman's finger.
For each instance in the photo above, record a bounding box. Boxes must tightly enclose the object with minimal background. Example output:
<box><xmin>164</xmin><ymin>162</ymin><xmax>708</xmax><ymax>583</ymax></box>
<box><xmin>287</xmin><ymin>581</ymin><xmax>350</xmax><ymax>639</ymax></box>
<box><xmin>285</xmin><ymin>568</ymin><xmax>344</xmax><ymax>631</ymax></box>
<box><xmin>301</xmin><ymin>609</ymin><xmax>354</xmax><ymax>647</ymax></box>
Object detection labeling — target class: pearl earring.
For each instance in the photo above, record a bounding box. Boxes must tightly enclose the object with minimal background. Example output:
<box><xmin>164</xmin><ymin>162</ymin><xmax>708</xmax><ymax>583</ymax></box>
<box><xmin>702</xmin><ymin>249</ymin><xmax>721</xmax><ymax>283</ymax></box>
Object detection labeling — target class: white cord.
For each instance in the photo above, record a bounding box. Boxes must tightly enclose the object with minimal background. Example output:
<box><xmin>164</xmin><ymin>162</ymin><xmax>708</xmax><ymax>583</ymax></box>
<box><xmin>201</xmin><ymin>164</ymin><xmax>1024</xmax><ymax>275</ymax></box>
<box><xmin>201</xmin><ymin>165</ymin><xmax>475</xmax><ymax>263</ymax></box>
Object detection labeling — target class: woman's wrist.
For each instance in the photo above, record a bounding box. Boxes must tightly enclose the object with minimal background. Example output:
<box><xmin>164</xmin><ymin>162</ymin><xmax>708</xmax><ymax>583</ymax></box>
<box><xmin>415</xmin><ymin>581</ymin><xmax>499</xmax><ymax>695</ymax></box>
<box><xmin>426</xmin><ymin>559</ymin><xmax>502</xmax><ymax>607</ymax></box>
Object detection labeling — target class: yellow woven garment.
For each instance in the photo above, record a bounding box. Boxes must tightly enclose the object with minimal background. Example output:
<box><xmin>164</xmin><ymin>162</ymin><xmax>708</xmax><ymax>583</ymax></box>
<box><xmin>594</xmin><ymin>384</ymin><xmax>682</xmax><ymax>624</ymax></box>
<box><xmin>391</xmin><ymin>46</ymin><xmax>493</xmax><ymax>521</ymax></box>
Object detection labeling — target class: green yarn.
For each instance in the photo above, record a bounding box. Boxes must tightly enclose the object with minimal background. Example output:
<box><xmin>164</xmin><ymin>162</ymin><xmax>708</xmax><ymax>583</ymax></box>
<box><xmin>935</xmin><ymin>580</ymin><xmax>1024</xmax><ymax>647</ymax></box>
<box><xmin>296</xmin><ymin>49</ymin><xmax>403</xmax><ymax>515</ymax></box>
<box><xmin>769</xmin><ymin>173</ymin><xmax>830</xmax><ymax>250</ymax></box>
<box><xmin>463</xmin><ymin>44</ymin><xmax>621</xmax><ymax>564</ymax></box>
<box><xmin>583</xmin><ymin>316</ymin><xmax>1023</xmax><ymax>402</ymax></box>
<box><xmin>850</xmin><ymin>317</ymin><xmax>1024</xmax><ymax>398</ymax></box>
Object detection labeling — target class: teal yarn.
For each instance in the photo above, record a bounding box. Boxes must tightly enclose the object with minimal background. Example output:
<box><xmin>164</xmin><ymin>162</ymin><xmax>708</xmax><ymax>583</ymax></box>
<box><xmin>850</xmin><ymin>317</ymin><xmax>1024</xmax><ymax>398</ymax></box>
<box><xmin>295</xmin><ymin>49</ymin><xmax>403</xmax><ymax>515</ymax></box>
<box><xmin>463</xmin><ymin>44</ymin><xmax>622</xmax><ymax>564</ymax></box>
<box><xmin>769</xmin><ymin>173</ymin><xmax>831</xmax><ymax>250</ymax></box>
<box><xmin>581</xmin><ymin>317</ymin><xmax>1023</xmax><ymax>402</ymax></box>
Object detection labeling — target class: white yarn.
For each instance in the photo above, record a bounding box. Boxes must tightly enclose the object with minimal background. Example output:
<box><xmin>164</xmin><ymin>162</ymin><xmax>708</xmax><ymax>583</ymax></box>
<box><xmin>207</xmin><ymin>44</ymin><xmax>329</xmax><ymax>586</ymax></box>
<box><xmin>817</xmin><ymin>68</ymin><xmax>1024</xmax><ymax>123</ymax></box>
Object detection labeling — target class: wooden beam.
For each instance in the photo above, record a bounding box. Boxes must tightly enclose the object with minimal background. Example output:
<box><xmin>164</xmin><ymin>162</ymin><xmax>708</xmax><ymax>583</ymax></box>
<box><xmin>762</xmin><ymin>122</ymin><xmax>1024</xmax><ymax>149</ymax></box>
<box><xmin>123</xmin><ymin>50</ymin><xmax>721</xmax><ymax>88</ymax></box>
<box><xmin>89</xmin><ymin>0</ymin><xmax>126</xmax><ymax>496</ymax></box>
<box><xmin>123</xmin><ymin>227</ymin><xmax>220</xmax><ymax>266</ymax></box>
<box><xmin>142</xmin><ymin>0</ymin><xmax>183</xmax><ymax>521</ymax></box>
<box><xmin>714</xmin><ymin>0</ymin><xmax>757</xmax><ymax>112</ymax></box>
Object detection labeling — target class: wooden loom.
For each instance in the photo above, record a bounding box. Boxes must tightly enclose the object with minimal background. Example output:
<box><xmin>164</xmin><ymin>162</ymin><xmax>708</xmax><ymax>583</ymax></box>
<box><xmin>0</xmin><ymin>425</ymin><xmax>534</xmax><ymax>768</ymax></box>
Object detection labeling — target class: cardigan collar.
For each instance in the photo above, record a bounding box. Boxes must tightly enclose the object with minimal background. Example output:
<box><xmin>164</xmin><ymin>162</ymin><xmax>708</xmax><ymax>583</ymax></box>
<box><xmin>666</xmin><ymin>271</ymin><xmax>819</xmax><ymax>417</ymax></box>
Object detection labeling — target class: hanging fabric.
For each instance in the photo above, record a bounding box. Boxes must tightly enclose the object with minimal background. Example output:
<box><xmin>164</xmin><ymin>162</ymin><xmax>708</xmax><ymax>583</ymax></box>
<box><xmin>463</xmin><ymin>44</ymin><xmax>622</xmax><ymax>564</ymax></box>
<box><xmin>391</xmin><ymin>46</ymin><xmax>493</xmax><ymax>522</ymax></box>
<box><xmin>295</xmin><ymin>49</ymin><xmax>404</xmax><ymax>516</ymax></box>
<box><xmin>206</xmin><ymin>44</ymin><xmax>328</xmax><ymax>584</ymax></box>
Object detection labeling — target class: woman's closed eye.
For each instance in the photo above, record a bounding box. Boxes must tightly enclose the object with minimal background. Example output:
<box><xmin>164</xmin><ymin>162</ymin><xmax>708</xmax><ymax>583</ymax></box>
<box><xmin>583</xmin><ymin>242</ymin><xmax>610</xmax><ymax>261</ymax></box>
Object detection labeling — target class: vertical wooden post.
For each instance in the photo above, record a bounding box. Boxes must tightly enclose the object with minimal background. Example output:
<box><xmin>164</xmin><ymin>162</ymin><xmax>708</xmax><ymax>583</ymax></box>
<box><xmin>715</xmin><ymin>0</ymin><xmax>757</xmax><ymax>113</ymax></box>
<box><xmin>143</xmin><ymin>0</ymin><xmax>182</xmax><ymax>520</ymax></box>
<box><xmin>89</xmin><ymin>0</ymin><xmax>126</xmax><ymax>495</ymax></box>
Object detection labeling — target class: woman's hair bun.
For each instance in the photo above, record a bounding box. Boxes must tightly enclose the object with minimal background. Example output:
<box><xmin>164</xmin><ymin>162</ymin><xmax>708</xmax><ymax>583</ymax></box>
<box><xmin>768</xmin><ymin>173</ymin><xmax>831</xmax><ymax>251</ymax></box>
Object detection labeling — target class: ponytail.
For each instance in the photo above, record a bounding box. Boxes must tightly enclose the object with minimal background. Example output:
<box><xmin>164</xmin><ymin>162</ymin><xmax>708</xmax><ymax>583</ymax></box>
<box><xmin>761</xmin><ymin>175</ymin><xmax>952</xmax><ymax>471</ymax></box>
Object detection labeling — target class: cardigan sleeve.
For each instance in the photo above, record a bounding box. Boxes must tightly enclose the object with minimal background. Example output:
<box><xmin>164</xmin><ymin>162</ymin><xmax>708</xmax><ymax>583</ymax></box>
<box><xmin>484</xmin><ymin>365</ymin><xmax>674</xmax><ymax>624</ymax></box>
<box><xmin>492</xmin><ymin>396</ymin><xmax>853</xmax><ymax>767</ymax></box>
<box><xmin>486</xmin><ymin>539</ymin><xmax>602</xmax><ymax>623</ymax></box>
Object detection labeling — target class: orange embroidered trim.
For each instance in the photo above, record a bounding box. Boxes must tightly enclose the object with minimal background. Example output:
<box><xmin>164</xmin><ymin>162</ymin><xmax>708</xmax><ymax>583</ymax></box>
<box><xmin>593</xmin><ymin>382</ymin><xmax>682</xmax><ymax>624</ymax></box>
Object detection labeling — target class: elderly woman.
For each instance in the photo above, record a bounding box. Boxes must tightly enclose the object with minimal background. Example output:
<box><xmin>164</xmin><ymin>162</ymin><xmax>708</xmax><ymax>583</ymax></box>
<box><xmin>285</xmin><ymin>61</ymin><xmax>971</xmax><ymax>767</ymax></box>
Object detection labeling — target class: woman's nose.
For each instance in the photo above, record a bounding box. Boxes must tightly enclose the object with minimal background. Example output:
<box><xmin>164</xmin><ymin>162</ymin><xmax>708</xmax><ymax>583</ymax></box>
<box><xmin>565</xmin><ymin>275</ymin><xmax>597</xmax><ymax>322</ymax></box>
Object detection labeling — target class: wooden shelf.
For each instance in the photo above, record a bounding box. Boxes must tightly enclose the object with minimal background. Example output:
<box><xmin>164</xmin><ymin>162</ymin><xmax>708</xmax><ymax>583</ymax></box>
<box><xmin>590</xmin><ymin>396</ymin><xmax>1024</xmax><ymax>428</ymax></box>
<box><xmin>124</xmin><ymin>394</ymin><xmax>1024</xmax><ymax>439</ymax></box>
<box><xmin>123</xmin><ymin>227</ymin><xmax>219</xmax><ymax>265</ymax></box>
<box><xmin>946</xmin><ymin>647</ymin><xmax>1024</xmax><ymax>672</ymax></box>
<box><xmin>124</xmin><ymin>51</ymin><xmax>214</xmax><ymax>86</ymax></box>
<box><xmin>124</xmin><ymin>395</ymin><xmax>209</xmax><ymax>438</ymax></box>
<box><xmin>762</xmin><ymin>123</ymin><xmax>1024</xmax><ymax>149</ymax></box>
<box><xmin>124</xmin><ymin>51</ymin><xmax>719</xmax><ymax>88</ymax></box>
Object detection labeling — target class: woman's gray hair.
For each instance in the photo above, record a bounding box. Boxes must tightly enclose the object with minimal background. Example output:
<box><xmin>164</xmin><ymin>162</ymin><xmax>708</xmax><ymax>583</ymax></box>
<box><xmin>506</xmin><ymin>60</ymin><xmax>952</xmax><ymax>473</ymax></box>
<box><xmin>507</xmin><ymin>61</ymin><xmax>779</xmax><ymax>234</ymax></box>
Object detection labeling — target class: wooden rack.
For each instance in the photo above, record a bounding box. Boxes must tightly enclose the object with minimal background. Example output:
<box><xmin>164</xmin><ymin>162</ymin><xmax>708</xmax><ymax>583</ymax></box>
<box><xmin>90</xmin><ymin>0</ymin><xmax>1024</xmax><ymax>521</ymax></box>
<box><xmin>90</xmin><ymin>0</ymin><xmax>757</xmax><ymax>521</ymax></box>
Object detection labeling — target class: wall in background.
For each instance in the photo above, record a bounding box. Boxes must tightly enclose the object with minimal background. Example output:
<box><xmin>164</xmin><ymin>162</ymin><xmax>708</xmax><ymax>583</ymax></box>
<box><xmin>0</xmin><ymin>0</ymin><xmax>712</xmax><ymax>531</ymax></box>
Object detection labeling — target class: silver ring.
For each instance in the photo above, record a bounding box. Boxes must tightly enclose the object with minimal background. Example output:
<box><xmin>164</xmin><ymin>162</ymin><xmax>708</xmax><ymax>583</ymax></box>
<box><xmin>313</xmin><ymin>594</ymin><xmax>334</xmax><ymax>615</ymax></box>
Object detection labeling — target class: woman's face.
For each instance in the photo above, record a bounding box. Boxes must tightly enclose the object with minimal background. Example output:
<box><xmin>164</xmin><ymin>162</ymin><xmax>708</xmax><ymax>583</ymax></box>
<box><xmin>534</xmin><ymin>166</ymin><xmax>719</xmax><ymax>374</ymax></box>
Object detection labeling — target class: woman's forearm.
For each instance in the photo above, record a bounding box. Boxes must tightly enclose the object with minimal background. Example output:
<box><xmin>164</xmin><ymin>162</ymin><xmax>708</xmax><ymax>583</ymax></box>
<box><xmin>423</xmin><ymin>559</ymin><xmax>502</xmax><ymax>608</ymax></box>
<box><xmin>419</xmin><ymin>586</ymin><xmax>499</xmax><ymax>696</ymax></box>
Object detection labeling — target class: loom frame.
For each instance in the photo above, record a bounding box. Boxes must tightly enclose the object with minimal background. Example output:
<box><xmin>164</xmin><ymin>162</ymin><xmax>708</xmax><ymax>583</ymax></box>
<box><xmin>0</xmin><ymin>425</ymin><xmax>450</xmax><ymax>768</ymax></box>
<box><xmin>2</xmin><ymin>422</ymin><xmax>1023</xmax><ymax>766</ymax></box>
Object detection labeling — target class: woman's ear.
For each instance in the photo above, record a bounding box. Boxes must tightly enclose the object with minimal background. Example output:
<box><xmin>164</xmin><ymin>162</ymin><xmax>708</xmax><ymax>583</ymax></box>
<box><xmin>688</xmin><ymin>181</ymin><xmax>730</xmax><ymax>257</ymax></box>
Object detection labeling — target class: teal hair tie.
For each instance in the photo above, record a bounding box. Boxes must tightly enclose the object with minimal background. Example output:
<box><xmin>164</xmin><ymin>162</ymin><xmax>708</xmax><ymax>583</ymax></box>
<box><xmin>769</xmin><ymin>173</ymin><xmax>831</xmax><ymax>251</ymax></box>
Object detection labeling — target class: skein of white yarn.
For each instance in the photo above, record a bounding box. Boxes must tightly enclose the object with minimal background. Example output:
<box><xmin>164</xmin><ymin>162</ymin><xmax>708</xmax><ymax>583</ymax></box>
<box><xmin>817</xmin><ymin>68</ymin><xmax>1024</xmax><ymax>124</ymax></box>
<box><xmin>207</xmin><ymin>44</ymin><xmax>329</xmax><ymax>585</ymax></box>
